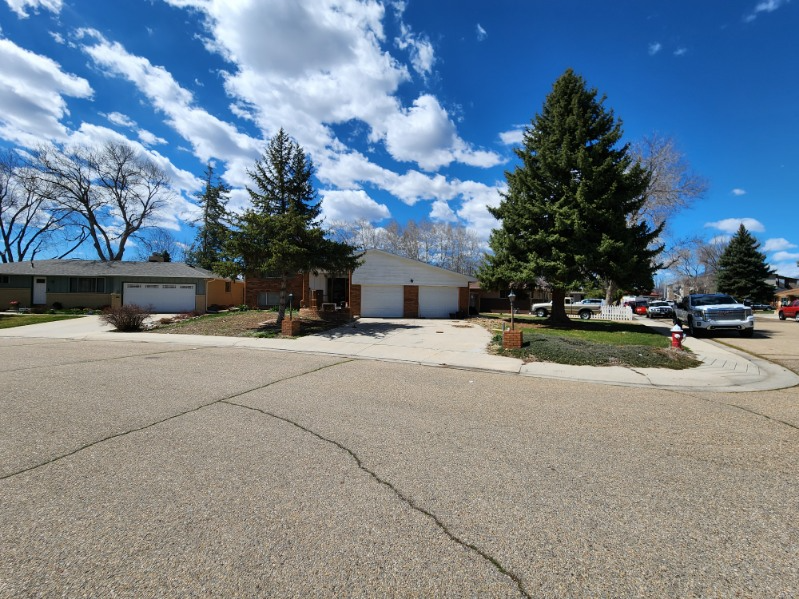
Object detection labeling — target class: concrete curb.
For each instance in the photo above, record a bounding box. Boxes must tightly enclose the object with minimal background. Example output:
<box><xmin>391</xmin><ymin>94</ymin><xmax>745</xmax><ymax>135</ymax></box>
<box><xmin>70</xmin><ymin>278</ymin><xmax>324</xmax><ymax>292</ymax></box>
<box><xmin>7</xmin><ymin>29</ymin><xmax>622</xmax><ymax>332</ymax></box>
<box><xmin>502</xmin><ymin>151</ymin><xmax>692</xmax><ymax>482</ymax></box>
<box><xmin>1</xmin><ymin>315</ymin><xmax>797</xmax><ymax>392</ymax></box>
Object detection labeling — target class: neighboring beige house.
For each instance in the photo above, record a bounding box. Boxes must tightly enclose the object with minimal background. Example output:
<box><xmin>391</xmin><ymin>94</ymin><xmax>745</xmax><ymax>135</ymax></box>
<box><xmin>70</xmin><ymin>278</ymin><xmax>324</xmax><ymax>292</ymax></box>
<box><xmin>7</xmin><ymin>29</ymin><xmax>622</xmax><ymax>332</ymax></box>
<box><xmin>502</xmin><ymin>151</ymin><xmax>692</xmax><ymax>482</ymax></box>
<box><xmin>0</xmin><ymin>259</ymin><xmax>226</xmax><ymax>313</ymax></box>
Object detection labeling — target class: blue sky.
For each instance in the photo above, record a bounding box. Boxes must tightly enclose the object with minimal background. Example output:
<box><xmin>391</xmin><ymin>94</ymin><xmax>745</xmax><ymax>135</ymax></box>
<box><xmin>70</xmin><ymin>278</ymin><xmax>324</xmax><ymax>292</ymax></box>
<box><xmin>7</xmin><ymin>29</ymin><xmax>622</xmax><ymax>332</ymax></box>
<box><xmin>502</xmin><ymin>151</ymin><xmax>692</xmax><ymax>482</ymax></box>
<box><xmin>1</xmin><ymin>0</ymin><xmax>797</xmax><ymax>277</ymax></box>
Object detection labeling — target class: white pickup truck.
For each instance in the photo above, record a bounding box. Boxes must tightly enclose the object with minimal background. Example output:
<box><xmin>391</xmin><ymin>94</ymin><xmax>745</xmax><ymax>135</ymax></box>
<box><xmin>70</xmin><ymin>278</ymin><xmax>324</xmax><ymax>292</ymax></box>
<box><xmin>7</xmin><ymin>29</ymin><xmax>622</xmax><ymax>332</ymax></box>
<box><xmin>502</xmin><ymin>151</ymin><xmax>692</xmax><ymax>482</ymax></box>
<box><xmin>530</xmin><ymin>297</ymin><xmax>603</xmax><ymax>320</ymax></box>
<box><xmin>673</xmin><ymin>293</ymin><xmax>754</xmax><ymax>338</ymax></box>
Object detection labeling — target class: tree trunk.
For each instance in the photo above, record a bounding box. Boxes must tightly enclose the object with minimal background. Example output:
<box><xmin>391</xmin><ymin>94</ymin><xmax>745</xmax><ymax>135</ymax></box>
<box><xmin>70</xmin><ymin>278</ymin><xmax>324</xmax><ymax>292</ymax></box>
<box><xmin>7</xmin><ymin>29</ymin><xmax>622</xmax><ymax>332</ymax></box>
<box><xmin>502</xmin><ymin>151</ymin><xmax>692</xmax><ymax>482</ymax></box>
<box><xmin>605</xmin><ymin>280</ymin><xmax>618</xmax><ymax>305</ymax></box>
<box><xmin>548</xmin><ymin>288</ymin><xmax>571</xmax><ymax>326</ymax></box>
<box><xmin>276</xmin><ymin>273</ymin><xmax>287</xmax><ymax>326</ymax></box>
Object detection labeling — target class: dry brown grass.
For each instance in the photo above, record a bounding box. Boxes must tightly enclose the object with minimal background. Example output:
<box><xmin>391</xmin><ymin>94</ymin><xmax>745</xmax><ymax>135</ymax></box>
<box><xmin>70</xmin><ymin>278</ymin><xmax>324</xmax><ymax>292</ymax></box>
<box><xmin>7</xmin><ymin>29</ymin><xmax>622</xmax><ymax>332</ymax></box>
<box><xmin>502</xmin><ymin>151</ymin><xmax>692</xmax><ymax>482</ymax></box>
<box><xmin>148</xmin><ymin>309</ymin><xmax>347</xmax><ymax>338</ymax></box>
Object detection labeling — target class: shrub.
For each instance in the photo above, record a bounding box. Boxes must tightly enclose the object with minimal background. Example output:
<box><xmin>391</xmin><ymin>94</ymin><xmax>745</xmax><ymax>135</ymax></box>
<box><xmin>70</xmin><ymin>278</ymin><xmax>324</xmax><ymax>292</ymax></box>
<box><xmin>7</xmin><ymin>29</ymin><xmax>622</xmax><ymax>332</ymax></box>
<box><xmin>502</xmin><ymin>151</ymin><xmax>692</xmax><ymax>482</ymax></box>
<box><xmin>101</xmin><ymin>304</ymin><xmax>152</xmax><ymax>332</ymax></box>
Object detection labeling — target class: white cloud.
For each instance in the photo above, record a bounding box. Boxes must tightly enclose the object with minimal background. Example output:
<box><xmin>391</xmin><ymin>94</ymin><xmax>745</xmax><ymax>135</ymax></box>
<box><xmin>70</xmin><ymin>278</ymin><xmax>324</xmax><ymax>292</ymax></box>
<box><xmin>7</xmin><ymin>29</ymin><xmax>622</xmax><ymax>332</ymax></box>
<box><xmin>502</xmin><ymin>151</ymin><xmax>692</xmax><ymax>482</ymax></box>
<box><xmin>704</xmin><ymin>217</ymin><xmax>765</xmax><ymax>234</ymax></box>
<box><xmin>476</xmin><ymin>24</ymin><xmax>487</xmax><ymax>41</ymax></box>
<box><xmin>768</xmin><ymin>261</ymin><xmax>799</xmax><ymax>277</ymax></box>
<box><xmin>499</xmin><ymin>127</ymin><xmax>525</xmax><ymax>146</ymax></box>
<box><xmin>771</xmin><ymin>251</ymin><xmax>799</xmax><ymax>262</ymax></box>
<box><xmin>77</xmin><ymin>28</ymin><xmax>261</xmax><ymax>187</ymax></box>
<box><xmin>709</xmin><ymin>235</ymin><xmax>731</xmax><ymax>245</ymax></box>
<box><xmin>320</xmin><ymin>189</ymin><xmax>390</xmax><ymax>222</ymax></box>
<box><xmin>106</xmin><ymin>111</ymin><xmax>136</xmax><ymax>128</ymax></box>
<box><xmin>764</xmin><ymin>238</ymin><xmax>797</xmax><ymax>252</ymax></box>
<box><xmin>138</xmin><ymin>129</ymin><xmax>168</xmax><ymax>146</ymax></box>
<box><xmin>378</xmin><ymin>94</ymin><xmax>500</xmax><ymax>171</ymax></box>
<box><xmin>0</xmin><ymin>37</ymin><xmax>93</xmax><ymax>146</ymax></box>
<box><xmin>674</xmin><ymin>47</ymin><xmax>687</xmax><ymax>56</ymax></box>
<box><xmin>745</xmin><ymin>0</ymin><xmax>789</xmax><ymax>21</ymax></box>
<box><xmin>4</xmin><ymin>0</ymin><xmax>62</xmax><ymax>18</ymax></box>
<box><xmin>648</xmin><ymin>42</ymin><xmax>662</xmax><ymax>56</ymax></box>
<box><xmin>166</xmin><ymin>0</ymin><xmax>498</xmax><ymax>173</ymax></box>
<box><xmin>430</xmin><ymin>199</ymin><xmax>456</xmax><ymax>222</ymax></box>
<box><xmin>395</xmin><ymin>22</ymin><xmax>435</xmax><ymax>78</ymax></box>
<box><xmin>731</xmin><ymin>188</ymin><xmax>746</xmax><ymax>196</ymax></box>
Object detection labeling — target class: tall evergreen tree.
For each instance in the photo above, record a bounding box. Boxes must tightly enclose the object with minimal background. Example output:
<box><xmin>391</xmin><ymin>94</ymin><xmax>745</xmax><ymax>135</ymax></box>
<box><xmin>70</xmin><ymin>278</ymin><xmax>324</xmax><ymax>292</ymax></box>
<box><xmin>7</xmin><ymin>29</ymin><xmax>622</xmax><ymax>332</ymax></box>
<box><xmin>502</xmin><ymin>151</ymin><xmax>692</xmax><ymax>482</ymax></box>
<box><xmin>221</xmin><ymin>129</ymin><xmax>359</xmax><ymax>324</ymax></box>
<box><xmin>716</xmin><ymin>224</ymin><xmax>774</xmax><ymax>302</ymax></box>
<box><xmin>186</xmin><ymin>163</ymin><xmax>231</xmax><ymax>271</ymax></box>
<box><xmin>480</xmin><ymin>69</ymin><xmax>662</xmax><ymax>324</ymax></box>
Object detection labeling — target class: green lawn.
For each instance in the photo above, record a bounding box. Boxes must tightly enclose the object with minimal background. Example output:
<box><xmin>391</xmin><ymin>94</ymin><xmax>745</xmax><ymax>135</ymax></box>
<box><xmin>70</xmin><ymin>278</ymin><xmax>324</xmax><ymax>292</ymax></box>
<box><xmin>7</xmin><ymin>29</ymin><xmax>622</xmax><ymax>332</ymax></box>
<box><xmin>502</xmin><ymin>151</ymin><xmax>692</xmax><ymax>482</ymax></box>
<box><xmin>481</xmin><ymin>314</ymin><xmax>698</xmax><ymax>369</ymax></box>
<box><xmin>0</xmin><ymin>314</ymin><xmax>83</xmax><ymax>329</ymax></box>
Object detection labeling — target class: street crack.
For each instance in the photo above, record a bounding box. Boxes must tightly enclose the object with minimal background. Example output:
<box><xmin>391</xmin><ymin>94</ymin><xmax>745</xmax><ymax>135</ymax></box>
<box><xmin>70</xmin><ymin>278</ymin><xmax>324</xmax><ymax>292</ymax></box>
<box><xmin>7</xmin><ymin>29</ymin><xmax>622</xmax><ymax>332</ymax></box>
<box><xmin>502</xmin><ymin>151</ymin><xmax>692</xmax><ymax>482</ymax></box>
<box><xmin>0</xmin><ymin>359</ymin><xmax>352</xmax><ymax>481</ymax></box>
<box><xmin>222</xmin><ymin>398</ymin><xmax>531</xmax><ymax>598</ymax></box>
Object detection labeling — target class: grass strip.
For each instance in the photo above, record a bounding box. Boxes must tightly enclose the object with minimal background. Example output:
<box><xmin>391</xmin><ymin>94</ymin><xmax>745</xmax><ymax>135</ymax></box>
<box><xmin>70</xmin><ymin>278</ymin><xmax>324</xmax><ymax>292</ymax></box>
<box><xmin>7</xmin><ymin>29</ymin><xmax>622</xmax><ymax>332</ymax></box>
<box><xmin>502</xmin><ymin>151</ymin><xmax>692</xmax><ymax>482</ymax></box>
<box><xmin>0</xmin><ymin>314</ymin><xmax>83</xmax><ymax>329</ymax></box>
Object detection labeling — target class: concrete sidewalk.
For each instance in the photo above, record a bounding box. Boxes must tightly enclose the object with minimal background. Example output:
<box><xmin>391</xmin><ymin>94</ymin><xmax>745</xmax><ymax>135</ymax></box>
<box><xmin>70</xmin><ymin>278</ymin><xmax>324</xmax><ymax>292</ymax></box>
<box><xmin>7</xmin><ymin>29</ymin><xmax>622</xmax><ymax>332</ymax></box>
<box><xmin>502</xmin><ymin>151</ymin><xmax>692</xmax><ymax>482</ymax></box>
<box><xmin>1</xmin><ymin>313</ymin><xmax>797</xmax><ymax>392</ymax></box>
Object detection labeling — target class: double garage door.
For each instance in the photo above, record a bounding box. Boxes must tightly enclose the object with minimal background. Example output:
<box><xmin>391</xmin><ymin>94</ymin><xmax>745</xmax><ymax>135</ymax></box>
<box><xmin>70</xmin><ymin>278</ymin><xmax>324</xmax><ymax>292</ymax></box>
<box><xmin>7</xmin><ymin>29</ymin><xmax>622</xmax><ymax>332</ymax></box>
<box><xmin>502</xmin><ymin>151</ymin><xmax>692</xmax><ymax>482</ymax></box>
<box><xmin>360</xmin><ymin>285</ymin><xmax>459</xmax><ymax>318</ymax></box>
<box><xmin>124</xmin><ymin>283</ymin><xmax>196</xmax><ymax>313</ymax></box>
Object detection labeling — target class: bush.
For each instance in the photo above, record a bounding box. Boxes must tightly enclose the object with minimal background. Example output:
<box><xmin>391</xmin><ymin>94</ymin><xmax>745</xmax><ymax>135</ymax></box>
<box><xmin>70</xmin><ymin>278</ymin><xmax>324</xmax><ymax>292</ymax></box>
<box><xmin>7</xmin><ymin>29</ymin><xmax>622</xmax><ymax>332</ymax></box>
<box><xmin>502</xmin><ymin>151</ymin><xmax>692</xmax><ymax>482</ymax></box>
<box><xmin>101</xmin><ymin>304</ymin><xmax>152</xmax><ymax>332</ymax></box>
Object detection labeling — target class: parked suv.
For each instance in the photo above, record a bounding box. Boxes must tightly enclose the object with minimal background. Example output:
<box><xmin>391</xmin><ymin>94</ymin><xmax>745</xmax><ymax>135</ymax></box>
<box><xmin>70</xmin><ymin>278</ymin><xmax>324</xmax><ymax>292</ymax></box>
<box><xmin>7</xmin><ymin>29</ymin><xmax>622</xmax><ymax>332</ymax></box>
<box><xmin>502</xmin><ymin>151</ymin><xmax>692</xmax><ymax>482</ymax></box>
<box><xmin>673</xmin><ymin>293</ymin><xmax>754</xmax><ymax>337</ymax></box>
<box><xmin>646</xmin><ymin>300</ymin><xmax>674</xmax><ymax>319</ymax></box>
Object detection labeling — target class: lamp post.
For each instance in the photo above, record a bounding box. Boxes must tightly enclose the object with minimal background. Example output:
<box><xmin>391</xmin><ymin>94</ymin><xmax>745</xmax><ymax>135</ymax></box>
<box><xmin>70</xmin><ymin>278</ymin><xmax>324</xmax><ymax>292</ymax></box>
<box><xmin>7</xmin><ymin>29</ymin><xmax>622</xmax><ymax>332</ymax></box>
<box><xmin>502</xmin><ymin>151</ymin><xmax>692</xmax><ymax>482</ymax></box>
<box><xmin>288</xmin><ymin>293</ymin><xmax>294</xmax><ymax>320</ymax></box>
<box><xmin>508</xmin><ymin>290</ymin><xmax>516</xmax><ymax>330</ymax></box>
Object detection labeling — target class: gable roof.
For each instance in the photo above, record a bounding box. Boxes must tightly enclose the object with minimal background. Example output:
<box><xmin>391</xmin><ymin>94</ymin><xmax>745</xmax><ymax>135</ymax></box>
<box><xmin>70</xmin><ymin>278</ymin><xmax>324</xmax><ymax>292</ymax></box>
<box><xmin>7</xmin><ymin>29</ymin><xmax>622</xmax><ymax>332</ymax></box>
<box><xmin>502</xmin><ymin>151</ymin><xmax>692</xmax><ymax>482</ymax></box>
<box><xmin>0</xmin><ymin>259</ymin><xmax>217</xmax><ymax>279</ymax></box>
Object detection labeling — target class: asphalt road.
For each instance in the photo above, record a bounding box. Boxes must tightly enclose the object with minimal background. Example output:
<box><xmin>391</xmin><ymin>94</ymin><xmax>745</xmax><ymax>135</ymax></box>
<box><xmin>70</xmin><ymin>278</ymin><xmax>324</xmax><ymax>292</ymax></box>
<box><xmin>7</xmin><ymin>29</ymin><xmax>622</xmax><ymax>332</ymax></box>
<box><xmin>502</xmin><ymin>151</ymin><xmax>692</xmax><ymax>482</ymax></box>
<box><xmin>1</xmin><ymin>337</ymin><xmax>798</xmax><ymax>597</ymax></box>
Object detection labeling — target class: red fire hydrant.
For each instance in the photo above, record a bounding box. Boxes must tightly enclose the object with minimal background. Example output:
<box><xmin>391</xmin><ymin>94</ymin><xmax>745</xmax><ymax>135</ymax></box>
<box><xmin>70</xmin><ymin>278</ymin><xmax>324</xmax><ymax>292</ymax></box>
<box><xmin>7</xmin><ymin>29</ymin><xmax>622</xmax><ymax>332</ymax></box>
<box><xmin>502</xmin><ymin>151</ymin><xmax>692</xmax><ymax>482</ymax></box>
<box><xmin>670</xmin><ymin>323</ymin><xmax>685</xmax><ymax>349</ymax></box>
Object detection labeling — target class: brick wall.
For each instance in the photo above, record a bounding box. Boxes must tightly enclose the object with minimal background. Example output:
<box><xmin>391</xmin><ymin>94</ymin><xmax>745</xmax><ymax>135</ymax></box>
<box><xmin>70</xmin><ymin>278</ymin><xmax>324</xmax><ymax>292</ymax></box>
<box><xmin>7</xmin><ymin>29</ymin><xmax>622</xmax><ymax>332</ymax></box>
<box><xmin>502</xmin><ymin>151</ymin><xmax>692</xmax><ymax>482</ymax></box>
<box><xmin>458</xmin><ymin>287</ymin><xmax>469</xmax><ymax>314</ymax></box>
<box><xmin>245</xmin><ymin>274</ymin><xmax>305</xmax><ymax>308</ymax></box>
<box><xmin>403</xmin><ymin>285</ymin><xmax>419</xmax><ymax>318</ymax></box>
<box><xmin>350</xmin><ymin>284</ymin><xmax>361</xmax><ymax>316</ymax></box>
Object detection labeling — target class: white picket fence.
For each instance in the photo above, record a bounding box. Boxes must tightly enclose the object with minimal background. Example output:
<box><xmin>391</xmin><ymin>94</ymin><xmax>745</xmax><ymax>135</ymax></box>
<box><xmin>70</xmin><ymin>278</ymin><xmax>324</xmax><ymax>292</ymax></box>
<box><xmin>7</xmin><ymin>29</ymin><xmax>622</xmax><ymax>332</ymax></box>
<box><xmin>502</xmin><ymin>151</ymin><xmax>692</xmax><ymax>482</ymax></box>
<box><xmin>599</xmin><ymin>305</ymin><xmax>634</xmax><ymax>321</ymax></box>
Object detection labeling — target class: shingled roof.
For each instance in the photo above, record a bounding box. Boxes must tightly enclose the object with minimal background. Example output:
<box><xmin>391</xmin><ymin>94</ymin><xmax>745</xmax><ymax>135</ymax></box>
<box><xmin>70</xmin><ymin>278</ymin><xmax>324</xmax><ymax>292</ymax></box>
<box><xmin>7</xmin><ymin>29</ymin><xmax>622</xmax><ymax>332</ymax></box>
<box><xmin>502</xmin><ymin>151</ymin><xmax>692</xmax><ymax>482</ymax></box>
<box><xmin>0</xmin><ymin>260</ymin><xmax>218</xmax><ymax>279</ymax></box>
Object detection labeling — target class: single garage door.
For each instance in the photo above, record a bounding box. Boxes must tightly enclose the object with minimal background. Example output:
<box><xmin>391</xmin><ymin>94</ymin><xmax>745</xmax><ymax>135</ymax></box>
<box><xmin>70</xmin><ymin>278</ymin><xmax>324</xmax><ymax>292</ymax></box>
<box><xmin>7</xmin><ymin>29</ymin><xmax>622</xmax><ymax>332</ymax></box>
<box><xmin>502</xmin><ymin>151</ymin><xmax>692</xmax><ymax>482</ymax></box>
<box><xmin>124</xmin><ymin>283</ymin><xmax>196</xmax><ymax>313</ymax></box>
<box><xmin>360</xmin><ymin>285</ymin><xmax>404</xmax><ymax>317</ymax></box>
<box><xmin>419</xmin><ymin>286</ymin><xmax>459</xmax><ymax>318</ymax></box>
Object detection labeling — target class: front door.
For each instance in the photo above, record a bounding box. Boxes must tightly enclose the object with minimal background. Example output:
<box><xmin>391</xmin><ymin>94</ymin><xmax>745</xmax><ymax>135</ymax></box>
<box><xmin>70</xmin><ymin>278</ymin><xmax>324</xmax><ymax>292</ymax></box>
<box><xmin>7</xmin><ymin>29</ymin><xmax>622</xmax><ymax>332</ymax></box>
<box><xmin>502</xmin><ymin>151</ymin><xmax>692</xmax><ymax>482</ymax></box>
<box><xmin>33</xmin><ymin>277</ymin><xmax>46</xmax><ymax>305</ymax></box>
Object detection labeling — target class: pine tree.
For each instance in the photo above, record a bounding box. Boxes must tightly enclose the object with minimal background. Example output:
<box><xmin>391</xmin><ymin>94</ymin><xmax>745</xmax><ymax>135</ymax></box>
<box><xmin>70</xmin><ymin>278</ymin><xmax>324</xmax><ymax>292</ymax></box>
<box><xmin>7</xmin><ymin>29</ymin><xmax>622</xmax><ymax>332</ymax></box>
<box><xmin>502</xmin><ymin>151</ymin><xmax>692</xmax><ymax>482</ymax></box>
<box><xmin>187</xmin><ymin>163</ymin><xmax>231</xmax><ymax>271</ymax></box>
<box><xmin>222</xmin><ymin>129</ymin><xmax>359</xmax><ymax>324</ymax></box>
<box><xmin>479</xmin><ymin>69</ymin><xmax>662</xmax><ymax>324</ymax></box>
<box><xmin>716</xmin><ymin>224</ymin><xmax>774</xmax><ymax>302</ymax></box>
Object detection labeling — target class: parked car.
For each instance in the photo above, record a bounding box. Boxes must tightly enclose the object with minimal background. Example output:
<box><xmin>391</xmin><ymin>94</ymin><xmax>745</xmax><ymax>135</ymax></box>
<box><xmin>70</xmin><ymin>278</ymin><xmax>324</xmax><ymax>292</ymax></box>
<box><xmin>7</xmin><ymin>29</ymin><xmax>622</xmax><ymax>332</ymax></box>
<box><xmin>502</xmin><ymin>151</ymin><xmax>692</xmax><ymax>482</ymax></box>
<box><xmin>778</xmin><ymin>299</ymin><xmax>799</xmax><ymax>321</ymax></box>
<box><xmin>633</xmin><ymin>301</ymin><xmax>649</xmax><ymax>316</ymax></box>
<box><xmin>646</xmin><ymin>300</ymin><xmax>674</xmax><ymax>319</ymax></box>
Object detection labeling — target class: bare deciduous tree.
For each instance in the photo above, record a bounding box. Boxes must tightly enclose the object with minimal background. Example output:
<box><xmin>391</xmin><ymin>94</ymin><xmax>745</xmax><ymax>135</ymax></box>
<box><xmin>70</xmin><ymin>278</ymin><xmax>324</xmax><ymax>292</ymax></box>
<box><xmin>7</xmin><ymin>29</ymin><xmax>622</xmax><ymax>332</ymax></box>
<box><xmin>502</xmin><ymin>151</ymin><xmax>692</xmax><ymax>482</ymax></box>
<box><xmin>631</xmin><ymin>133</ymin><xmax>708</xmax><ymax>232</ymax></box>
<box><xmin>326</xmin><ymin>218</ymin><xmax>483</xmax><ymax>275</ymax></box>
<box><xmin>134</xmin><ymin>228</ymin><xmax>185</xmax><ymax>262</ymax></box>
<box><xmin>34</xmin><ymin>142</ymin><xmax>173</xmax><ymax>261</ymax></box>
<box><xmin>1</xmin><ymin>149</ymin><xmax>84</xmax><ymax>262</ymax></box>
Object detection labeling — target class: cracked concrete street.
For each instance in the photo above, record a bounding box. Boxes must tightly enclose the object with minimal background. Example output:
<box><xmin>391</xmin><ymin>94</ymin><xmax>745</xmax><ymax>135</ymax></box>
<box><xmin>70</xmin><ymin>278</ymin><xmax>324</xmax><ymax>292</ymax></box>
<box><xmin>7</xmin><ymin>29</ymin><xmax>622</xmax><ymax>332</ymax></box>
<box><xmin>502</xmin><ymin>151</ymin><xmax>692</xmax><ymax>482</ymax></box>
<box><xmin>2</xmin><ymin>337</ymin><xmax>798</xmax><ymax>597</ymax></box>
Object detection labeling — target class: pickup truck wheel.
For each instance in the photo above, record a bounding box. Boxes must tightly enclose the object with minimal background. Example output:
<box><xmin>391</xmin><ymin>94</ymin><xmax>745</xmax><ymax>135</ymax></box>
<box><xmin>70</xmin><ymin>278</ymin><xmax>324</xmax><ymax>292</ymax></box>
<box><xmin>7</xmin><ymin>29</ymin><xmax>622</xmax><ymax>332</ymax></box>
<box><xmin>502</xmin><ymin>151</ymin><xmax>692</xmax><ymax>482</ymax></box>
<box><xmin>535</xmin><ymin>308</ymin><xmax>548</xmax><ymax>318</ymax></box>
<box><xmin>739</xmin><ymin>328</ymin><xmax>754</xmax><ymax>338</ymax></box>
<box><xmin>579</xmin><ymin>310</ymin><xmax>591</xmax><ymax>320</ymax></box>
<box><xmin>778</xmin><ymin>311</ymin><xmax>785</xmax><ymax>320</ymax></box>
<box><xmin>687</xmin><ymin>317</ymin><xmax>704</xmax><ymax>337</ymax></box>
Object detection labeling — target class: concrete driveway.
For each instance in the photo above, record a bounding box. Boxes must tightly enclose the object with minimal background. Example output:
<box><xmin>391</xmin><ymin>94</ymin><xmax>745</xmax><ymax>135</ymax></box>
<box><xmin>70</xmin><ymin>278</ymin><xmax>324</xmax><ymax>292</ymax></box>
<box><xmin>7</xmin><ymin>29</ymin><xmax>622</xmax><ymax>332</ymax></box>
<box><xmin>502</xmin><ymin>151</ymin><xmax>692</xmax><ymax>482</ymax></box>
<box><xmin>2</xmin><ymin>336</ymin><xmax>798</xmax><ymax>596</ymax></box>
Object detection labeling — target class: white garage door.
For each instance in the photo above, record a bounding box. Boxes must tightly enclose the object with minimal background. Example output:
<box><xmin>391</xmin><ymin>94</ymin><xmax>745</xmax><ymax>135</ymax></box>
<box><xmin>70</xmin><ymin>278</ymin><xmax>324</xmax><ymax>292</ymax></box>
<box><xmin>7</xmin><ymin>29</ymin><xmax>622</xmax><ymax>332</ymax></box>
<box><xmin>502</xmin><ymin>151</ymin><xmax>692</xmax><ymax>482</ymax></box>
<box><xmin>419</xmin><ymin>286</ymin><xmax>459</xmax><ymax>318</ymax></box>
<box><xmin>123</xmin><ymin>283</ymin><xmax>196</xmax><ymax>313</ymax></box>
<box><xmin>360</xmin><ymin>285</ymin><xmax>404</xmax><ymax>317</ymax></box>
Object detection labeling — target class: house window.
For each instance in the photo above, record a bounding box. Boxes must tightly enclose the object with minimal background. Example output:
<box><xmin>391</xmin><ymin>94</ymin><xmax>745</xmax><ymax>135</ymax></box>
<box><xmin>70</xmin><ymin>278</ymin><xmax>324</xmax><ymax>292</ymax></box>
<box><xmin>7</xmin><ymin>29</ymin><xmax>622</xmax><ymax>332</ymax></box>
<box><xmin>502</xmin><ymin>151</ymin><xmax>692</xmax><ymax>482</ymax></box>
<box><xmin>69</xmin><ymin>277</ymin><xmax>105</xmax><ymax>293</ymax></box>
<box><xmin>0</xmin><ymin>275</ymin><xmax>9</xmax><ymax>284</ymax></box>
<box><xmin>225</xmin><ymin>281</ymin><xmax>231</xmax><ymax>293</ymax></box>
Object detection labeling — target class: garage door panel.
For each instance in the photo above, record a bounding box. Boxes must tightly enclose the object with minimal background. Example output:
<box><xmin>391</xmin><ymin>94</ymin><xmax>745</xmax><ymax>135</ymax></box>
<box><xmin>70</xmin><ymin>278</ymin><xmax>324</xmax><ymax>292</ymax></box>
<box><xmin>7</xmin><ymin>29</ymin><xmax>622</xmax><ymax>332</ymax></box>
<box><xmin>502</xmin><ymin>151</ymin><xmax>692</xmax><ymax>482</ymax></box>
<box><xmin>419</xmin><ymin>286</ymin><xmax>459</xmax><ymax>318</ymax></box>
<box><xmin>123</xmin><ymin>283</ymin><xmax>196</xmax><ymax>313</ymax></box>
<box><xmin>361</xmin><ymin>285</ymin><xmax>403</xmax><ymax>317</ymax></box>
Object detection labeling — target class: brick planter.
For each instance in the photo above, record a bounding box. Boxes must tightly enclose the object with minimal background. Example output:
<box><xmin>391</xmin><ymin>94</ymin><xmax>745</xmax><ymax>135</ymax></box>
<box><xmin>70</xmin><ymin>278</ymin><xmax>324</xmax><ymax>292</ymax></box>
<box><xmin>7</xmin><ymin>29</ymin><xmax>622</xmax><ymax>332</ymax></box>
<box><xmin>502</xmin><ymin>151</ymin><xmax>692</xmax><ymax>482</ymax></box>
<box><xmin>281</xmin><ymin>319</ymin><xmax>301</xmax><ymax>336</ymax></box>
<box><xmin>503</xmin><ymin>329</ymin><xmax>524</xmax><ymax>349</ymax></box>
